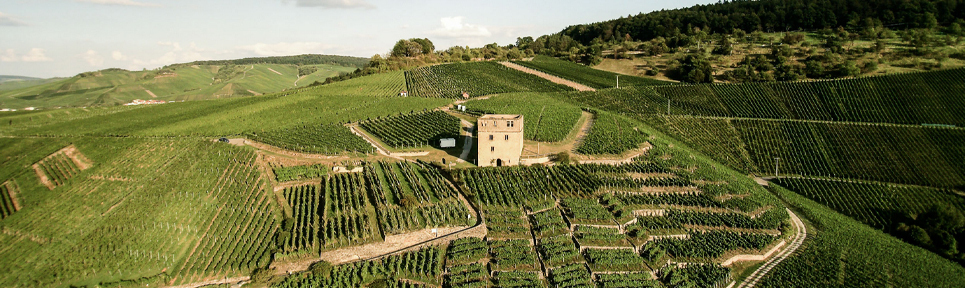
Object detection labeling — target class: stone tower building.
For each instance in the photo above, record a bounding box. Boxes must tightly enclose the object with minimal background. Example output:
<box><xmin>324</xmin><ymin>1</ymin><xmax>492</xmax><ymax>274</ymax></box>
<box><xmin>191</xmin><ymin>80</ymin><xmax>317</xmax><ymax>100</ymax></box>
<box><xmin>477</xmin><ymin>114</ymin><xmax>524</xmax><ymax>167</ymax></box>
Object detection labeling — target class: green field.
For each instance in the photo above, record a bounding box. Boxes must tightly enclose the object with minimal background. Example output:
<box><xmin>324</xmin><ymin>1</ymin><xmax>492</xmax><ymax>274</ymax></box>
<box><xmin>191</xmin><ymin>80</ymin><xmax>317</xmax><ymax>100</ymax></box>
<box><xmin>463</xmin><ymin>92</ymin><xmax>583</xmax><ymax>142</ymax></box>
<box><xmin>0</xmin><ymin>58</ymin><xmax>363</xmax><ymax>110</ymax></box>
<box><xmin>405</xmin><ymin>61</ymin><xmax>573</xmax><ymax>98</ymax></box>
<box><xmin>760</xmin><ymin>184</ymin><xmax>965</xmax><ymax>287</ymax></box>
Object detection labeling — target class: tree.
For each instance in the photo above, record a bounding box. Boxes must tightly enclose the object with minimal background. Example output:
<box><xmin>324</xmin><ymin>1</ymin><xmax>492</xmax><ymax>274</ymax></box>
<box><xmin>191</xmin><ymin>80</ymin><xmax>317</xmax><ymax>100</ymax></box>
<box><xmin>712</xmin><ymin>37</ymin><xmax>732</xmax><ymax>55</ymax></box>
<box><xmin>310</xmin><ymin>261</ymin><xmax>333</xmax><ymax>278</ymax></box>
<box><xmin>410</xmin><ymin>38</ymin><xmax>435</xmax><ymax>55</ymax></box>
<box><xmin>667</xmin><ymin>53</ymin><xmax>714</xmax><ymax>83</ymax></box>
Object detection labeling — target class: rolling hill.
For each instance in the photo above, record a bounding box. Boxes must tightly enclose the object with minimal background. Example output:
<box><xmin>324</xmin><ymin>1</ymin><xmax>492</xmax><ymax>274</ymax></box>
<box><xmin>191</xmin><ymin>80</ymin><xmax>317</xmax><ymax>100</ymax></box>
<box><xmin>0</xmin><ymin>54</ymin><xmax>367</xmax><ymax>110</ymax></box>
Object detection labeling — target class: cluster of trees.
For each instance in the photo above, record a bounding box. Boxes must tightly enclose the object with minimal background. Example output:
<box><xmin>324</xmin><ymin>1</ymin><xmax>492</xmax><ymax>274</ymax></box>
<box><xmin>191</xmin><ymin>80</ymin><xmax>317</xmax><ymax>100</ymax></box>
<box><xmin>559</xmin><ymin>0</ymin><xmax>965</xmax><ymax>46</ymax></box>
<box><xmin>894</xmin><ymin>204</ymin><xmax>965</xmax><ymax>264</ymax></box>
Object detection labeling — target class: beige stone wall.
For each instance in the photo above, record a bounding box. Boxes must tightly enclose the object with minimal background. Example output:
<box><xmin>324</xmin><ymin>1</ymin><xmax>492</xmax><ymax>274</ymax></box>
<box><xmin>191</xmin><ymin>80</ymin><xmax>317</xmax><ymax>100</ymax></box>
<box><xmin>477</xmin><ymin>115</ymin><xmax>524</xmax><ymax>167</ymax></box>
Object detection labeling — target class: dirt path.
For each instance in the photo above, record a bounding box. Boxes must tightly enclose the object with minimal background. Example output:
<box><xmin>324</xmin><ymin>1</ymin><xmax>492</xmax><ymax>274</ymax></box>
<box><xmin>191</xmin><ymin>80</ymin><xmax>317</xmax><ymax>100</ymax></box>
<box><xmin>459</xmin><ymin>119</ymin><xmax>474</xmax><ymax>162</ymax></box>
<box><xmin>499</xmin><ymin>62</ymin><xmax>596</xmax><ymax>92</ymax></box>
<box><xmin>294</xmin><ymin>75</ymin><xmax>307</xmax><ymax>87</ymax></box>
<box><xmin>145</xmin><ymin>89</ymin><xmax>158</xmax><ymax>98</ymax></box>
<box><xmin>267</xmin><ymin>67</ymin><xmax>283</xmax><ymax>76</ymax></box>
<box><xmin>736</xmin><ymin>208</ymin><xmax>807</xmax><ymax>288</ymax></box>
<box><xmin>162</xmin><ymin>276</ymin><xmax>248</xmax><ymax>288</ymax></box>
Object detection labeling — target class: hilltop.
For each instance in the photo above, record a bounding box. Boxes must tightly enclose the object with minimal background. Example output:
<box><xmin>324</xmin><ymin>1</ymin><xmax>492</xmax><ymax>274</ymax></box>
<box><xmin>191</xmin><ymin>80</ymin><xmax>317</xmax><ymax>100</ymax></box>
<box><xmin>0</xmin><ymin>54</ymin><xmax>367</xmax><ymax>110</ymax></box>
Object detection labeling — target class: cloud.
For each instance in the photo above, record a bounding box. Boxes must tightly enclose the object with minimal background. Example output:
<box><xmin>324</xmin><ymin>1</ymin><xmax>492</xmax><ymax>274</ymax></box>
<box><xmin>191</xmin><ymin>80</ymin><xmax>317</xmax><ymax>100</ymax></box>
<box><xmin>82</xmin><ymin>50</ymin><xmax>104</xmax><ymax>66</ymax></box>
<box><xmin>131</xmin><ymin>42</ymin><xmax>210</xmax><ymax>67</ymax></box>
<box><xmin>74</xmin><ymin>0</ymin><xmax>160</xmax><ymax>7</ymax></box>
<box><xmin>0</xmin><ymin>12</ymin><xmax>27</xmax><ymax>26</ymax></box>
<box><xmin>236</xmin><ymin>42</ymin><xmax>331</xmax><ymax>56</ymax></box>
<box><xmin>112</xmin><ymin>51</ymin><xmax>128</xmax><ymax>61</ymax></box>
<box><xmin>0</xmin><ymin>49</ymin><xmax>16</xmax><ymax>62</ymax></box>
<box><xmin>283</xmin><ymin>0</ymin><xmax>375</xmax><ymax>9</ymax></box>
<box><xmin>430</xmin><ymin>17</ymin><xmax>492</xmax><ymax>39</ymax></box>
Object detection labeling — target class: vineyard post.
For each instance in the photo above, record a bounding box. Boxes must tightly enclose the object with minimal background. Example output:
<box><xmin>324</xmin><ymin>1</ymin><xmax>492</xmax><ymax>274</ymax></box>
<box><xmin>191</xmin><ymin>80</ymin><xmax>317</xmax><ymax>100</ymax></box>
<box><xmin>774</xmin><ymin>157</ymin><xmax>780</xmax><ymax>177</ymax></box>
<box><xmin>616</xmin><ymin>75</ymin><xmax>620</xmax><ymax>88</ymax></box>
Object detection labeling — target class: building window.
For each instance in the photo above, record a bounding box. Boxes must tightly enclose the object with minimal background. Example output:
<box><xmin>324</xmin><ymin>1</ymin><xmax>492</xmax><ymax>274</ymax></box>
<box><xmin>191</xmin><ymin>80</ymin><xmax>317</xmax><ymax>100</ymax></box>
<box><xmin>491</xmin><ymin>147</ymin><xmax>495</xmax><ymax>152</ymax></box>
<box><xmin>504</xmin><ymin>135</ymin><xmax>509</xmax><ymax>140</ymax></box>
<box><xmin>507</xmin><ymin>121</ymin><xmax>514</xmax><ymax>127</ymax></box>
<box><xmin>489</xmin><ymin>135</ymin><xmax>494</xmax><ymax>141</ymax></box>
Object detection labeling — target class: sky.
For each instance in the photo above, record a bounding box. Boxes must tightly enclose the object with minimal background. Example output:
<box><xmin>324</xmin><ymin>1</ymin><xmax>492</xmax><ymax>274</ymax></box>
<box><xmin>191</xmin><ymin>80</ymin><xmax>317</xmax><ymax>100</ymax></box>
<box><xmin>0</xmin><ymin>0</ymin><xmax>715</xmax><ymax>78</ymax></box>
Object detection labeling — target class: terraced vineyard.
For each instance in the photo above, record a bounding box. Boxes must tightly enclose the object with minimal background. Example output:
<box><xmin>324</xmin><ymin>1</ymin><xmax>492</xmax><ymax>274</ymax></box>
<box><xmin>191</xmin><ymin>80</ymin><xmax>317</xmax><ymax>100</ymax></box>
<box><xmin>513</xmin><ymin>55</ymin><xmax>670</xmax><ymax>89</ymax></box>
<box><xmin>405</xmin><ymin>61</ymin><xmax>573</xmax><ymax>98</ymax></box>
<box><xmin>360</xmin><ymin>110</ymin><xmax>461</xmax><ymax>148</ymax></box>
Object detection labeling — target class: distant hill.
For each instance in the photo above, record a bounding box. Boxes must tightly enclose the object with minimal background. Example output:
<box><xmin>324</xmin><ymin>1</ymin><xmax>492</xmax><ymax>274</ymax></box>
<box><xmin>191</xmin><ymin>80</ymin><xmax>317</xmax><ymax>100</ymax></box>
<box><xmin>0</xmin><ymin>75</ymin><xmax>43</xmax><ymax>83</ymax></box>
<box><xmin>0</xmin><ymin>54</ymin><xmax>367</xmax><ymax>109</ymax></box>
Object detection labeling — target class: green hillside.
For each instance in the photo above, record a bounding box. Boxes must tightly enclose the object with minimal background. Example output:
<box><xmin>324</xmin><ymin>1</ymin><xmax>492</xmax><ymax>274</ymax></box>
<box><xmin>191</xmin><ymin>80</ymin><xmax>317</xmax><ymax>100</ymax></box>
<box><xmin>0</xmin><ymin>55</ymin><xmax>365</xmax><ymax>110</ymax></box>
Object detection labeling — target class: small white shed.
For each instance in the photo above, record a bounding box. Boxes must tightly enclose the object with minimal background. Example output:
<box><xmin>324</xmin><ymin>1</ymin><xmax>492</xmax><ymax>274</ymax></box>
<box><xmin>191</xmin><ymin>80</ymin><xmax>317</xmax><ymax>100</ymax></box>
<box><xmin>439</xmin><ymin>138</ymin><xmax>457</xmax><ymax>148</ymax></box>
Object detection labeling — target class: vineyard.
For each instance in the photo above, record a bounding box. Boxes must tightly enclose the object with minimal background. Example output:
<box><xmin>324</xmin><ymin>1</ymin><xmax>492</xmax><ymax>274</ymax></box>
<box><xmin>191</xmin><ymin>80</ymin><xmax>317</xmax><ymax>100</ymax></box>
<box><xmin>359</xmin><ymin>110</ymin><xmax>461</xmax><ymax>148</ymax></box>
<box><xmin>464</xmin><ymin>92</ymin><xmax>583</xmax><ymax>142</ymax></box>
<box><xmin>405</xmin><ymin>61</ymin><xmax>573</xmax><ymax>98</ymax></box>
<box><xmin>513</xmin><ymin>55</ymin><xmax>670</xmax><ymax>89</ymax></box>
<box><xmin>32</xmin><ymin>148</ymin><xmax>86</xmax><ymax>189</ymax></box>
<box><xmin>0</xmin><ymin>138</ymin><xmax>280</xmax><ymax>287</ymax></box>
<box><xmin>0</xmin><ymin>180</ymin><xmax>21</xmax><ymax>219</ymax></box>
<box><xmin>246</xmin><ymin>123</ymin><xmax>375</xmax><ymax>155</ymax></box>
<box><xmin>759</xmin><ymin>185</ymin><xmax>965</xmax><ymax>287</ymax></box>
<box><xmin>273</xmin><ymin>164</ymin><xmax>327</xmax><ymax>182</ymax></box>
<box><xmin>576</xmin><ymin>110</ymin><xmax>650</xmax><ymax>155</ymax></box>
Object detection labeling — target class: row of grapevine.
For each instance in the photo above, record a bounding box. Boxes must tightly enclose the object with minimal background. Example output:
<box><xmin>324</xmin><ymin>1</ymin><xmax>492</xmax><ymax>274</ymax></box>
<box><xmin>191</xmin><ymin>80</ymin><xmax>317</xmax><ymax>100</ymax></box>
<box><xmin>273</xmin><ymin>247</ymin><xmax>443</xmax><ymax>288</ymax></box>
<box><xmin>404</xmin><ymin>61</ymin><xmax>572</xmax><ymax>98</ymax></box>
<box><xmin>547</xmin><ymin>263</ymin><xmax>594</xmax><ymax>288</ymax></box>
<box><xmin>482</xmin><ymin>207</ymin><xmax>531</xmax><ymax>239</ymax></box>
<box><xmin>576</xmin><ymin>110</ymin><xmax>649</xmax><ymax>155</ymax></box>
<box><xmin>359</xmin><ymin>110</ymin><xmax>461</xmax><ymax>148</ymax></box>
<box><xmin>34</xmin><ymin>151</ymin><xmax>83</xmax><ymax>189</ymax></box>
<box><xmin>595</xmin><ymin>272</ymin><xmax>661</xmax><ymax>288</ymax></box>
<box><xmin>530</xmin><ymin>208</ymin><xmax>570</xmax><ymax>238</ymax></box>
<box><xmin>572</xmin><ymin>225</ymin><xmax>628</xmax><ymax>247</ymax></box>
<box><xmin>273</xmin><ymin>164</ymin><xmax>327</xmax><ymax>182</ymax></box>
<box><xmin>445</xmin><ymin>237</ymin><xmax>488</xmax><ymax>266</ymax></box>
<box><xmin>283</xmin><ymin>184</ymin><xmax>321</xmax><ymax>252</ymax></box>
<box><xmin>489</xmin><ymin>239</ymin><xmax>539</xmax><ymax>271</ymax></box>
<box><xmin>365</xmin><ymin>161</ymin><xmax>472</xmax><ymax>235</ymax></box>
<box><xmin>646</xmin><ymin>231</ymin><xmax>778</xmax><ymax>259</ymax></box>
<box><xmin>560</xmin><ymin>198</ymin><xmax>617</xmax><ymax>226</ymax></box>
<box><xmin>664</xmin><ymin>208</ymin><xmax>787</xmax><ymax>230</ymax></box>
<box><xmin>512</xmin><ymin>56</ymin><xmax>670</xmax><ymax>89</ymax></box>
<box><xmin>245</xmin><ymin>123</ymin><xmax>375</xmax><ymax>155</ymax></box>
<box><xmin>650</xmin><ymin>68</ymin><xmax>965</xmax><ymax>126</ymax></box>
<box><xmin>0</xmin><ymin>180</ymin><xmax>20</xmax><ymax>219</ymax></box>
<box><xmin>537</xmin><ymin>235</ymin><xmax>584</xmax><ymax>268</ymax></box>
<box><xmin>583</xmin><ymin>248</ymin><xmax>647</xmax><ymax>272</ymax></box>
<box><xmin>492</xmin><ymin>271</ymin><xmax>543</xmax><ymax>288</ymax></box>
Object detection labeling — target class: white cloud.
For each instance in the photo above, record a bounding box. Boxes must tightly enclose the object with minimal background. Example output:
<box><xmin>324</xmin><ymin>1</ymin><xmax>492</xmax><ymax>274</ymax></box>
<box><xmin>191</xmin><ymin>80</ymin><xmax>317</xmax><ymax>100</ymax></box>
<box><xmin>236</xmin><ymin>42</ymin><xmax>330</xmax><ymax>56</ymax></box>
<box><xmin>0</xmin><ymin>49</ymin><xmax>17</xmax><ymax>62</ymax></box>
<box><xmin>74</xmin><ymin>0</ymin><xmax>160</xmax><ymax>7</ymax></box>
<box><xmin>112</xmin><ymin>51</ymin><xmax>128</xmax><ymax>61</ymax></box>
<box><xmin>0</xmin><ymin>12</ymin><xmax>27</xmax><ymax>26</ymax></box>
<box><xmin>430</xmin><ymin>16</ymin><xmax>492</xmax><ymax>39</ymax></box>
<box><xmin>131</xmin><ymin>42</ymin><xmax>210</xmax><ymax>67</ymax></box>
<box><xmin>284</xmin><ymin>0</ymin><xmax>375</xmax><ymax>9</ymax></box>
<box><xmin>82</xmin><ymin>50</ymin><xmax>104</xmax><ymax>66</ymax></box>
<box><xmin>21</xmin><ymin>48</ymin><xmax>53</xmax><ymax>62</ymax></box>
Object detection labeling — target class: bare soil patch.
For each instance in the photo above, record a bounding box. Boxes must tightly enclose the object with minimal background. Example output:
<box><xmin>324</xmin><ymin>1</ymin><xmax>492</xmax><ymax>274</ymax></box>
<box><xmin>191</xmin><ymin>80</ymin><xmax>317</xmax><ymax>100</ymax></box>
<box><xmin>499</xmin><ymin>62</ymin><xmax>596</xmax><ymax>92</ymax></box>
<box><xmin>267</xmin><ymin>67</ymin><xmax>283</xmax><ymax>75</ymax></box>
<box><xmin>144</xmin><ymin>89</ymin><xmax>158</xmax><ymax>98</ymax></box>
<box><xmin>2</xmin><ymin>180</ymin><xmax>21</xmax><ymax>211</ymax></box>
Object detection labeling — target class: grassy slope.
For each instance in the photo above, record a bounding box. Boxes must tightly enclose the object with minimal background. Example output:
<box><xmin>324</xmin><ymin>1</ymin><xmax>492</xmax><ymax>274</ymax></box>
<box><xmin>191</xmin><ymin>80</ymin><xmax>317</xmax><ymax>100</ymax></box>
<box><xmin>463</xmin><ymin>92</ymin><xmax>583</xmax><ymax>142</ymax></box>
<box><xmin>0</xmin><ymin>63</ymin><xmax>359</xmax><ymax>109</ymax></box>
<box><xmin>0</xmin><ymin>70</ymin><xmax>447</xmax><ymax>137</ymax></box>
<box><xmin>760</xmin><ymin>184</ymin><xmax>965</xmax><ymax>287</ymax></box>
